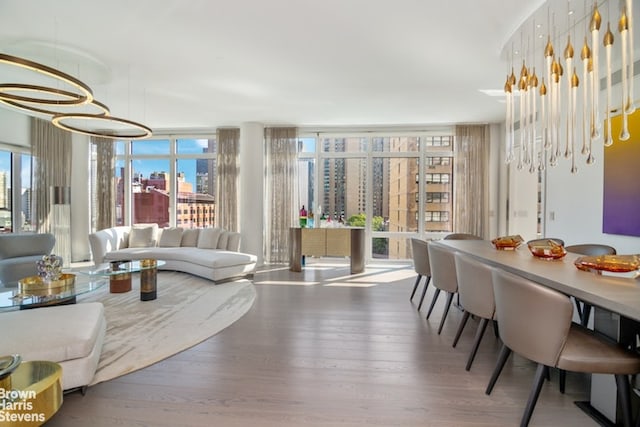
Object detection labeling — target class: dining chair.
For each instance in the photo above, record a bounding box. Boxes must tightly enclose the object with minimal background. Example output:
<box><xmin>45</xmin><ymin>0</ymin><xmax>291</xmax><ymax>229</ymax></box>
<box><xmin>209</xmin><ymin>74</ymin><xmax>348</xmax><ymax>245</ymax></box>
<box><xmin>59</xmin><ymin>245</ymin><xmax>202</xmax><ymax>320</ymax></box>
<box><xmin>452</xmin><ymin>252</ymin><xmax>496</xmax><ymax>371</ymax></box>
<box><xmin>444</xmin><ymin>233</ymin><xmax>483</xmax><ymax>240</ymax></box>
<box><xmin>409</xmin><ymin>238</ymin><xmax>431</xmax><ymax>310</ymax></box>
<box><xmin>426</xmin><ymin>243</ymin><xmax>458</xmax><ymax>334</ymax></box>
<box><xmin>486</xmin><ymin>268</ymin><xmax>640</xmax><ymax>427</ymax></box>
<box><xmin>565</xmin><ymin>243</ymin><xmax>617</xmax><ymax>327</ymax></box>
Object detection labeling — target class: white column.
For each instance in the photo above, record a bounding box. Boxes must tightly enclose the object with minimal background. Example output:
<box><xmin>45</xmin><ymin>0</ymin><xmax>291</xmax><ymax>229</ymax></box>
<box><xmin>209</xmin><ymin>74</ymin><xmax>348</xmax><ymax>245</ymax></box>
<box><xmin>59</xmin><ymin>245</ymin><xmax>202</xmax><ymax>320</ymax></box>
<box><xmin>70</xmin><ymin>133</ymin><xmax>91</xmax><ymax>262</ymax></box>
<box><xmin>239</xmin><ymin>122</ymin><xmax>264</xmax><ymax>266</ymax></box>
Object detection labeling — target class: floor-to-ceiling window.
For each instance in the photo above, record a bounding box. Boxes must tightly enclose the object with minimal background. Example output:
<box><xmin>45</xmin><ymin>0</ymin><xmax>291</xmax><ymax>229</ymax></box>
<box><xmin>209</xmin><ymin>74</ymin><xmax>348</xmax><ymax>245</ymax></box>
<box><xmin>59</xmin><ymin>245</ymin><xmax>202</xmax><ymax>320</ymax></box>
<box><xmin>298</xmin><ymin>130</ymin><xmax>455</xmax><ymax>261</ymax></box>
<box><xmin>109</xmin><ymin>136</ymin><xmax>217</xmax><ymax>228</ymax></box>
<box><xmin>0</xmin><ymin>148</ymin><xmax>32</xmax><ymax>233</ymax></box>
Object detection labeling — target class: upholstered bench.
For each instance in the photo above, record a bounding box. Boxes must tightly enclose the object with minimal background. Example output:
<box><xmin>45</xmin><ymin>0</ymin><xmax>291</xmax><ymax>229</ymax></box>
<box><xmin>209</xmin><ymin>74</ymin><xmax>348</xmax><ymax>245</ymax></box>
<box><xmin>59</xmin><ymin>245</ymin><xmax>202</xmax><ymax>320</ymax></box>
<box><xmin>0</xmin><ymin>302</ymin><xmax>106</xmax><ymax>392</ymax></box>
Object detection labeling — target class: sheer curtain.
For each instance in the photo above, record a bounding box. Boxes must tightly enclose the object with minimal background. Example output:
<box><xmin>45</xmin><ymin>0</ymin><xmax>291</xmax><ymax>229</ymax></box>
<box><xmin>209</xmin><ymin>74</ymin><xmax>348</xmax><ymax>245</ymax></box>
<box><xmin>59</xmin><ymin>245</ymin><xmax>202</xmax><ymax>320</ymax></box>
<box><xmin>264</xmin><ymin>127</ymin><xmax>298</xmax><ymax>263</ymax></box>
<box><xmin>216</xmin><ymin>128</ymin><xmax>240</xmax><ymax>231</ymax></box>
<box><xmin>92</xmin><ymin>136</ymin><xmax>115</xmax><ymax>231</ymax></box>
<box><xmin>454</xmin><ymin>124</ymin><xmax>490</xmax><ymax>238</ymax></box>
<box><xmin>31</xmin><ymin>117</ymin><xmax>72</xmax><ymax>233</ymax></box>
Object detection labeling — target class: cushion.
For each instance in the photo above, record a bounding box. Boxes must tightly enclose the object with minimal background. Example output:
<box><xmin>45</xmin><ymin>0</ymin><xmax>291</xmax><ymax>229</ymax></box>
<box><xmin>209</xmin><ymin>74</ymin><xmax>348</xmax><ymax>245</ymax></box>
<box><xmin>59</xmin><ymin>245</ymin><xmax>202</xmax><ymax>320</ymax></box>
<box><xmin>227</xmin><ymin>232</ymin><xmax>241</xmax><ymax>251</ymax></box>
<box><xmin>197</xmin><ymin>228</ymin><xmax>223</xmax><ymax>249</ymax></box>
<box><xmin>216</xmin><ymin>231</ymin><xmax>229</xmax><ymax>249</ymax></box>
<box><xmin>181</xmin><ymin>229</ymin><xmax>200</xmax><ymax>247</ymax></box>
<box><xmin>159</xmin><ymin>227</ymin><xmax>184</xmax><ymax>247</ymax></box>
<box><xmin>0</xmin><ymin>302</ymin><xmax>105</xmax><ymax>362</ymax></box>
<box><xmin>129</xmin><ymin>224</ymin><xmax>158</xmax><ymax>248</ymax></box>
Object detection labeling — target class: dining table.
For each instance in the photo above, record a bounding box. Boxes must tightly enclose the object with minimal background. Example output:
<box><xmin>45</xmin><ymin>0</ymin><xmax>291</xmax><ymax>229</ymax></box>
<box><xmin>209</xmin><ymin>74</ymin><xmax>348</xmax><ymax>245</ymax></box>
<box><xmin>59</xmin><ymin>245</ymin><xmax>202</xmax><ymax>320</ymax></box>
<box><xmin>433</xmin><ymin>239</ymin><xmax>640</xmax><ymax>427</ymax></box>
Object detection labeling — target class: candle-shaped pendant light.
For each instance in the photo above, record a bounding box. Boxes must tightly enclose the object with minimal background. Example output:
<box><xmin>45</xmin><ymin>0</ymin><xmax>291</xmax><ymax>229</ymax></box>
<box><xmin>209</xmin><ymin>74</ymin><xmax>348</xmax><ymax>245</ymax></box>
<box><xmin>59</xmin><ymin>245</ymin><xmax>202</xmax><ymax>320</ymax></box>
<box><xmin>564</xmin><ymin>35</ymin><xmax>574</xmax><ymax>158</ymax></box>
<box><xmin>539</xmin><ymin>78</ymin><xmax>547</xmax><ymax>171</ymax></box>
<box><xmin>580</xmin><ymin>36</ymin><xmax>591</xmax><ymax>155</ymax></box>
<box><xmin>604</xmin><ymin>22</ymin><xmax>615</xmax><ymax>146</ymax></box>
<box><xmin>544</xmin><ymin>35</ymin><xmax>554</xmax><ymax>149</ymax></box>
<box><xmin>505</xmin><ymin>75</ymin><xmax>514</xmax><ymax>163</ymax></box>
<box><xmin>619</xmin><ymin>8</ymin><xmax>630</xmax><ymax>141</ymax></box>
<box><xmin>590</xmin><ymin>3</ymin><xmax>602</xmax><ymax>139</ymax></box>
<box><xmin>626</xmin><ymin>0</ymin><xmax>634</xmax><ymax>114</ymax></box>
<box><xmin>586</xmin><ymin>57</ymin><xmax>596</xmax><ymax>164</ymax></box>
<box><xmin>529</xmin><ymin>68</ymin><xmax>538</xmax><ymax>173</ymax></box>
<box><xmin>518</xmin><ymin>62</ymin><xmax>528</xmax><ymax>170</ymax></box>
<box><xmin>571</xmin><ymin>68</ymin><xmax>579</xmax><ymax>174</ymax></box>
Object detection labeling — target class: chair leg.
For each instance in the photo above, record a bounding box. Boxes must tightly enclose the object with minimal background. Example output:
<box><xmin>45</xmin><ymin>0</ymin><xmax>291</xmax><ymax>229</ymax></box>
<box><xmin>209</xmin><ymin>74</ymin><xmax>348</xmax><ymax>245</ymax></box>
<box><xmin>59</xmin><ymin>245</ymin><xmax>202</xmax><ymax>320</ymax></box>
<box><xmin>492</xmin><ymin>319</ymin><xmax>499</xmax><ymax>338</ymax></box>
<box><xmin>614</xmin><ymin>374</ymin><xmax>633</xmax><ymax>427</ymax></box>
<box><xmin>437</xmin><ymin>292</ymin><xmax>455</xmax><ymax>335</ymax></box>
<box><xmin>581</xmin><ymin>303</ymin><xmax>592</xmax><ymax>327</ymax></box>
<box><xmin>559</xmin><ymin>369</ymin><xmax>566</xmax><ymax>394</ymax></box>
<box><xmin>410</xmin><ymin>275</ymin><xmax>423</xmax><ymax>301</ymax></box>
<box><xmin>486</xmin><ymin>344</ymin><xmax>512</xmax><ymax>395</ymax></box>
<box><xmin>521</xmin><ymin>364</ymin><xmax>548</xmax><ymax>427</ymax></box>
<box><xmin>426</xmin><ymin>288</ymin><xmax>441</xmax><ymax>320</ymax></box>
<box><xmin>574</xmin><ymin>297</ymin><xmax>583</xmax><ymax>322</ymax></box>
<box><xmin>417</xmin><ymin>277</ymin><xmax>431</xmax><ymax>311</ymax></box>
<box><xmin>452</xmin><ymin>311</ymin><xmax>471</xmax><ymax>348</ymax></box>
<box><xmin>466</xmin><ymin>318</ymin><xmax>489</xmax><ymax>371</ymax></box>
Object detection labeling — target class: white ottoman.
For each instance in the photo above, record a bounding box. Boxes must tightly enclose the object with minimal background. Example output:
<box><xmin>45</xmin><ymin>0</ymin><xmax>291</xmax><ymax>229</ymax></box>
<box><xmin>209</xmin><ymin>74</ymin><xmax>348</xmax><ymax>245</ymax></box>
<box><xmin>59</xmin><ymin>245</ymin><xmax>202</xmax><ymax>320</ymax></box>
<box><xmin>0</xmin><ymin>302</ymin><xmax>106</xmax><ymax>391</ymax></box>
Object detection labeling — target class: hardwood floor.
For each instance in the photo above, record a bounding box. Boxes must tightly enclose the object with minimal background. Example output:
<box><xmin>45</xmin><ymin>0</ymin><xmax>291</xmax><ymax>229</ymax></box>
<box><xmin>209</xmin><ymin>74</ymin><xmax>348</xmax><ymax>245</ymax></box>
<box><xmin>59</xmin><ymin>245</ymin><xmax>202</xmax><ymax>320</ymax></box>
<box><xmin>48</xmin><ymin>259</ymin><xmax>598</xmax><ymax>426</ymax></box>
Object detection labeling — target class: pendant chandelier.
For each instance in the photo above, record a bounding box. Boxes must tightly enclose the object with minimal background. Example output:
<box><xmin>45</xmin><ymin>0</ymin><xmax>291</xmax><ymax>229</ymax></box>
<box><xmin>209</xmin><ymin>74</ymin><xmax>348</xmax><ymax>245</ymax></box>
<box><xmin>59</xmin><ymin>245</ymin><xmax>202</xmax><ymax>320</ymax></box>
<box><xmin>0</xmin><ymin>52</ymin><xmax>152</xmax><ymax>140</ymax></box>
<box><xmin>503</xmin><ymin>0</ymin><xmax>635</xmax><ymax>174</ymax></box>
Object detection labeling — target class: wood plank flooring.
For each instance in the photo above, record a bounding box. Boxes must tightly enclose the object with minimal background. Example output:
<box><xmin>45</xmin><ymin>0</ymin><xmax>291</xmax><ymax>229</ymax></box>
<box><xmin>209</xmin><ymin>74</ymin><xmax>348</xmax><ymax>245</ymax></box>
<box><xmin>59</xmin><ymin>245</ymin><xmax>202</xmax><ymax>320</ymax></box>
<box><xmin>47</xmin><ymin>260</ymin><xmax>599</xmax><ymax>426</ymax></box>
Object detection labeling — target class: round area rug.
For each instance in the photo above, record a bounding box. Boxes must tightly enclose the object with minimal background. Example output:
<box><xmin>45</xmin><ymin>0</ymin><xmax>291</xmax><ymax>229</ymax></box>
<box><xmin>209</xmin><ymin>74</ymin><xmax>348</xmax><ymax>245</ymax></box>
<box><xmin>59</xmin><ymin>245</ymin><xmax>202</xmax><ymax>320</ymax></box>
<box><xmin>78</xmin><ymin>271</ymin><xmax>256</xmax><ymax>386</ymax></box>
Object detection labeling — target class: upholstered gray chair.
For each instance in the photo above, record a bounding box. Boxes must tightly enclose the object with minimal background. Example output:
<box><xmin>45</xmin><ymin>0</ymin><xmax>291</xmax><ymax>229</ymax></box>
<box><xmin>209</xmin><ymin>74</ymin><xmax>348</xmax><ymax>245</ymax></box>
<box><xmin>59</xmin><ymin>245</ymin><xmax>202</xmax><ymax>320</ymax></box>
<box><xmin>452</xmin><ymin>252</ymin><xmax>496</xmax><ymax>371</ymax></box>
<box><xmin>565</xmin><ymin>243</ymin><xmax>617</xmax><ymax>327</ymax></box>
<box><xmin>0</xmin><ymin>233</ymin><xmax>55</xmax><ymax>284</ymax></box>
<box><xmin>486</xmin><ymin>268</ymin><xmax>640</xmax><ymax>427</ymax></box>
<box><xmin>409</xmin><ymin>238</ymin><xmax>431</xmax><ymax>310</ymax></box>
<box><xmin>426</xmin><ymin>243</ymin><xmax>458</xmax><ymax>334</ymax></box>
<box><xmin>444</xmin><ymin>233</ymin><xmax>483</xmax><ymax>240</ymax></box>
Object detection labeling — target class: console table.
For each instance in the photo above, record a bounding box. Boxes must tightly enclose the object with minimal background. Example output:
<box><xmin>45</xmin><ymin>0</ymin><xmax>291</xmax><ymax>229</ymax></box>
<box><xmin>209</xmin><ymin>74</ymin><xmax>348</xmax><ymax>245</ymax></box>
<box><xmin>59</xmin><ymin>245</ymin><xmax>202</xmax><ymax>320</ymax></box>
<box><xmin>289</xmin><ymin>227</ymin><xmax>365</xmax><ymax>274</ymax></box>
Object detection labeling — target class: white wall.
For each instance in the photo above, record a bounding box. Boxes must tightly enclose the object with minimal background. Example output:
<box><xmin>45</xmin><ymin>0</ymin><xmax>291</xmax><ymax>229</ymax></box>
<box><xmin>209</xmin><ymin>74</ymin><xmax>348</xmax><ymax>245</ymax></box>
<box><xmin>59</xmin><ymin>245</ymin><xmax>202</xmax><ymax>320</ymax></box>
<box><xmin>0</xmin><ymin>108</ymin><xmax>29</xmax><ymax>148</ymax></box>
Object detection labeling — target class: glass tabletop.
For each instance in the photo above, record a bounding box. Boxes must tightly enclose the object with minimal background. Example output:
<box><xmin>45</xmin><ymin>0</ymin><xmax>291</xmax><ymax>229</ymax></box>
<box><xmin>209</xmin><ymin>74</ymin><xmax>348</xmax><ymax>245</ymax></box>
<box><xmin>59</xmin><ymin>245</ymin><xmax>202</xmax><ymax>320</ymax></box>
<box><xmin>0</xmin><ymin>275</ymin><xmax>107</xmax><ymax>309</ymax></box>
<box><xmin>75</xmin><ymin>259</ymin><xmax>166</xmax><ymax>277</ymax></box>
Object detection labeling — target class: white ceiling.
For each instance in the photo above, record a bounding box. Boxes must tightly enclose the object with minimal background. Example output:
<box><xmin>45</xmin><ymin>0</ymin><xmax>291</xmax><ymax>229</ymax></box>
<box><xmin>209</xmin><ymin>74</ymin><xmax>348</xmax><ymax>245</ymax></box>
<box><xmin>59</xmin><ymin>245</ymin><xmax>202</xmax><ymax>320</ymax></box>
<box><xmin>0</xmin><ymin>0</ymin><xmax>544</xmax><ymax>133</ymax></box>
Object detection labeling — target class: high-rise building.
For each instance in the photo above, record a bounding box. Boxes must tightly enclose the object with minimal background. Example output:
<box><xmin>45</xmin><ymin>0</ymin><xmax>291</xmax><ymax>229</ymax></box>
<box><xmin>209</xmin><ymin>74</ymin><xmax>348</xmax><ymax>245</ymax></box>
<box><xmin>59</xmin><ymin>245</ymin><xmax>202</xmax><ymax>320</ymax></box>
<box><xmin>0</xmin><ymin>171</ymin><xmax>9</xmax><ymax>210</ymax></box>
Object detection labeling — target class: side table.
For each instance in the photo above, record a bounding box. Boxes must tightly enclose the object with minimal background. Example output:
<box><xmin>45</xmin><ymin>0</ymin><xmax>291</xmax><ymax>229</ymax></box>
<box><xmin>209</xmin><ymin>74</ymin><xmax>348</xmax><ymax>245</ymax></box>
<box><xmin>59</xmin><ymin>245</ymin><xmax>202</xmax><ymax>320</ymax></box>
<box><xmin>0</xmin><ymin>360</ymin><xmax>63</xmax><ymax>426</ymax></box>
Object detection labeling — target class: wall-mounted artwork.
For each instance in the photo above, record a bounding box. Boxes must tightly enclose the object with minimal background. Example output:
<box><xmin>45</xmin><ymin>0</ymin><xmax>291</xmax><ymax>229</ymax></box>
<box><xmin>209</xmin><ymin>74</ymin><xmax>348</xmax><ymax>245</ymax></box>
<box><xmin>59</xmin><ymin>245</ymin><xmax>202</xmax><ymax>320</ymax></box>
<box><xmin>602</xmin><ymin>109</ymin><xmax>640</xmax><ymax>237</ymax></box>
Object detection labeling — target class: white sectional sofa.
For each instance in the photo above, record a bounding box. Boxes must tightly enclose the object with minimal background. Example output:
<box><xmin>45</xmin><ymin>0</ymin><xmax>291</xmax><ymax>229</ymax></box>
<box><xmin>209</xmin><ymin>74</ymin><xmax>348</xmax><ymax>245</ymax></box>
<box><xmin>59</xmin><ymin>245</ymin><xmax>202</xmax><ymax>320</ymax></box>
<box><xmin>88</xmin><ymin>224</ymin><xmax>257</xmax><ymax>283</ymax></box>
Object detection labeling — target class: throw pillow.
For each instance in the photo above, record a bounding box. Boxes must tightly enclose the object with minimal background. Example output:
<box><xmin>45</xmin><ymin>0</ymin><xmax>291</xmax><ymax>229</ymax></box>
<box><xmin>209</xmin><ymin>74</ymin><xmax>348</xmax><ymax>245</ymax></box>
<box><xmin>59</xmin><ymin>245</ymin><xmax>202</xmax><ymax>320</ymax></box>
<box><xmin>159</xmin><ymin>227</ymin><xmax>184</xmax><ymax>247</ymax></box>
<box><xmin>128</xmin><ymin>224</ymin><xmax>158</xmax><ymax>248</ymax></box>
<box><xmin>180</xmin><ymin>229</ymin><xmax>200</xmax><ymax>247</ymax></box>
<box><xmin>197</xmin><ymin>227</ymin><xmax>223</xmax><ymax>249</ymax></box>
<box><xmin>227</xmin><ymin>232</ymin><xmax>241</xmax><ymax>251</ymax></box>
<box><xmin>216</xmin><ymin>231</ymin><xmax>229</xmax><ymax>249</ymax></box>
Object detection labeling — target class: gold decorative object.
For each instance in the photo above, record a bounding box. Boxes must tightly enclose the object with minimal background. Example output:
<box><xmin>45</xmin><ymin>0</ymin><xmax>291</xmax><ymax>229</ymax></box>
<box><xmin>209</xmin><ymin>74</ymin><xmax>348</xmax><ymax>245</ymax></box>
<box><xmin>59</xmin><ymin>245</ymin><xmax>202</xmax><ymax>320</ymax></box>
<box><xmin>574</xmin><ymin>254</ymin><xmax>640</xmax><ymax>273</ymax></box>
<box><xmin>18</xmin><ymin>273</ymin><xmax>76</xmax><ymax>296</ymax></box>
<box><xmin>528</xmin><ymin>239</ymin><xmax>567</xmax><ymax>260</ymax></box>
<box><xmin>491</xmin><ymin>235</ymin><xmax>524</xmax><ymax>250</ymax></box>
<box><xmin>140</xmin><ymin>259</ymin><xmax>158</xmax><ymax>301</ymax></box>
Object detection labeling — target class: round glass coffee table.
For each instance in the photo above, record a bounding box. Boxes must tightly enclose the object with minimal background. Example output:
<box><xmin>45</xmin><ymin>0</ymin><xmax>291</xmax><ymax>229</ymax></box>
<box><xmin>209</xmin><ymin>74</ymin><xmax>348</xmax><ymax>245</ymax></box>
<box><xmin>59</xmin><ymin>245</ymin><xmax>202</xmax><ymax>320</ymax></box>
<box><xmin>77</xmin><ymin>260</ymin><xmax>165</xmax><ymax>300</ymax></box>
<box><xmin>0</xmin><ymin>275</ymin><xmax>107</xmax><ymax>310</ymax></box>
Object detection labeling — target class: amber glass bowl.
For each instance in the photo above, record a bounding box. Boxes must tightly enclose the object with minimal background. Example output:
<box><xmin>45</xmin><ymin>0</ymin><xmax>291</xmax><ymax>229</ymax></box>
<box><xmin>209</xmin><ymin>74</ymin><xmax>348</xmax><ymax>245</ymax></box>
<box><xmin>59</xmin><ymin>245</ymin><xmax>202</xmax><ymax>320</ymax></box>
<box><xmin>491</xmin><ymin>235</ymin><xmax>524</xmax><ymax>250</ymax></box>
<box><xmin>574</xmin><ymin>255</ymin><xmax>640</xmax><ymax>273</ymax></box>
<box><xmin>528</xmin><ymin>240</ymin><xmax>567</xmax><ymax>260</ymax></box>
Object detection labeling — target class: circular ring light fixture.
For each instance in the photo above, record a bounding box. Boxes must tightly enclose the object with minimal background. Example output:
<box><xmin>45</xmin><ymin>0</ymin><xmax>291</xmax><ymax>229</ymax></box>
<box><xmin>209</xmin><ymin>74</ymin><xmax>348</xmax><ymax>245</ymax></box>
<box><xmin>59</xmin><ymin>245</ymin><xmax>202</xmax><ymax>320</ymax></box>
<box><xmin>52</xmin><ymin>113</ymin><xmax>153</xmax><ymax>140</ymax></box>
<box><xmin>0</xmin><ymin>53</ymin><xmax>93</xmax><ymax>105</ymax></box>
<box><xmin>0</xmin><ymin>96</ymin><xmax>110</xmax><ymax>117</ymax></box>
